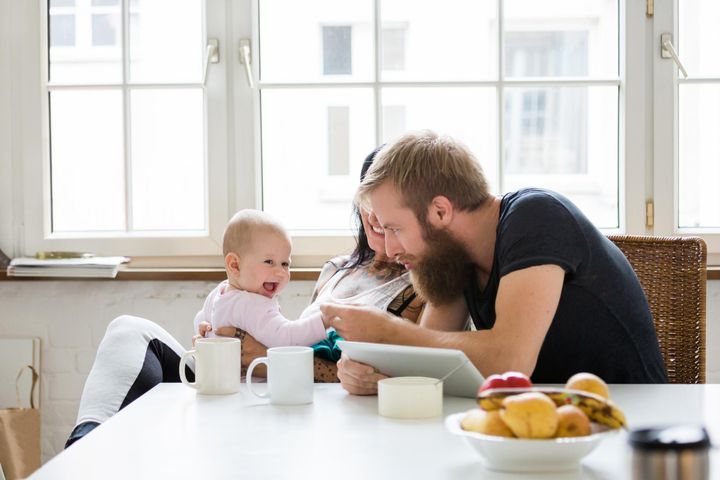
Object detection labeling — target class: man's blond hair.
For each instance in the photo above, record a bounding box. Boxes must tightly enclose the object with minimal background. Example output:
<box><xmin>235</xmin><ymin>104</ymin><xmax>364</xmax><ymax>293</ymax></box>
<box><xmin>357</xmin><ymin>131</ymin><xmax>490</xmax><ymax>221</ymax></box>
<box><xmin>222</xmin><ymin>209</ymin><xmax>288</xmax><ymax>257</ymax></box>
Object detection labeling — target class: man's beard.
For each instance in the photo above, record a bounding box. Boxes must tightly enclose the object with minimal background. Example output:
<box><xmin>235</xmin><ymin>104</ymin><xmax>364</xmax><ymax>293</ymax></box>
<box><xmin>406</xmin><ymin>224</ymin><xmax>476</xmax><ymax>306</ymax></box>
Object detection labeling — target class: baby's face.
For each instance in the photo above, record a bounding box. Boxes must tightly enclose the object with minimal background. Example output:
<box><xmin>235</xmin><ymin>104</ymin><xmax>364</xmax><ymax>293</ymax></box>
<box><xmin>234</xmin><ymin>230</ymin><xmax>291</xmax><ymax>298</ymax></box>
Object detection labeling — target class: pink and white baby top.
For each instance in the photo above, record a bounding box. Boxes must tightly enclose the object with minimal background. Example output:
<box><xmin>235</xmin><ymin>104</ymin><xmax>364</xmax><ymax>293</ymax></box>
<box><xmin>193</xmin><ymin>280</ymin><xmax>327</xmax><ymax>347</ymax></box>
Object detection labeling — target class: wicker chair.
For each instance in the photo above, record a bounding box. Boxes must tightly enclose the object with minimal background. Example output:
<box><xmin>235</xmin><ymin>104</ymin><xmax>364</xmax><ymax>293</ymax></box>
<box><xmin>608</xmin><ymin>235</ymin><xmax>707</xmax><ymax>383</ymax></box>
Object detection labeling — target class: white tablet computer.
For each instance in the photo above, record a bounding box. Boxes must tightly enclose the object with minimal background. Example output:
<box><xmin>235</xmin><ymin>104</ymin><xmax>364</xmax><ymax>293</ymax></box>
<box><xmin>335</xmin><ymin>340</ymin><xmax>484</xmax><ymax>398</ymax></box>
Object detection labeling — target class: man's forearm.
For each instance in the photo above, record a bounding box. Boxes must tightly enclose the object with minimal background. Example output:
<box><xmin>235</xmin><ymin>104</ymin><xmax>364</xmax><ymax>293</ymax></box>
<box><xmin>386</xmin><ymin>320</ymin><xmax>534</xmax><ymax>378</ymax></box>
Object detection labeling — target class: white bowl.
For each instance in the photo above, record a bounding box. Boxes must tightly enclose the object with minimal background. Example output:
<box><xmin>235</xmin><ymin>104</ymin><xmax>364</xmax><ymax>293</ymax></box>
<box><xmin>378</xmin><ymin>377</ymin><xmax>443</xmax><ymax>419</ymax></box>
<box><xmin>445</xmin><ymin>412</ymin><xmax>616</xmax><ymax>473</ymax></box>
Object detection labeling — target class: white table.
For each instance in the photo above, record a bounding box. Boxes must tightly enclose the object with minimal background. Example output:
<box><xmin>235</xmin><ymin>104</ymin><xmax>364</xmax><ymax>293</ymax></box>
<box><xmin>30</xmin><ymin>384</ymin><xmax>719</xmax><ymax>479</ymax></box>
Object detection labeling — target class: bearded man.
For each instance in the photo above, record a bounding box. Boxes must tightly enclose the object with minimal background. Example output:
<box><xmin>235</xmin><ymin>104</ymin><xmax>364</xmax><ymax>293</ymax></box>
<box><xmin>321</xmin><ymin>130</ymin><xmax>668</xmax><ymax>394</ymax></box>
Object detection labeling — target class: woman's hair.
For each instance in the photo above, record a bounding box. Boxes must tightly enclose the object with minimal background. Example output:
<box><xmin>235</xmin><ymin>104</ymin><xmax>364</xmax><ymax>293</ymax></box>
<box><xmin>357</xmin><ymin>130</ymin><xmax>490</xmax><ymax>223</ymax></box>
<box><xmin>345</xmin><ymin>146</ymin><xmax>384</xmax><ymax>270</ymax></box>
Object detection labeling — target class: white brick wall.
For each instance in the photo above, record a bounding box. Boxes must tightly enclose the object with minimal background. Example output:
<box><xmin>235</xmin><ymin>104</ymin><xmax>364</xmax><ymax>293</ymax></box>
<box><xmin>0</xmin><ymin>278</ymin><xmax>717</xmax><ymax>465</ymax></box>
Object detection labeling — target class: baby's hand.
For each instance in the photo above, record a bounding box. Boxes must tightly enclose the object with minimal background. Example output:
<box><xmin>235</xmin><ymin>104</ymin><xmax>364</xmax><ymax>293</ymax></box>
<box><xmin>192</xmin><ymin>321</ymin><xmax>213</xmax><ymax>346</ymax></box>
<box><xmin>197</xmin><ymin>321</ymin><xmax>212</xmax><ymax>337</ymax></box>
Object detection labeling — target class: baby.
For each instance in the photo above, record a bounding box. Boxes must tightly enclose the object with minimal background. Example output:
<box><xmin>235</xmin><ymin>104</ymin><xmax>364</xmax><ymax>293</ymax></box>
<box><xmin>193</xmin><ymin>209</ymin><xmax>329</xmax><ymax>347</ymax></box>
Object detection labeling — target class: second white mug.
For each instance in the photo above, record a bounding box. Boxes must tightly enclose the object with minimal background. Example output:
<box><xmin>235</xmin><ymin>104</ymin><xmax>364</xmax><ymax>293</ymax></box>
<box><xmin>246</xmin><ymin>346</ymin><xmax>314</xmax><ymax>405</ymax></box>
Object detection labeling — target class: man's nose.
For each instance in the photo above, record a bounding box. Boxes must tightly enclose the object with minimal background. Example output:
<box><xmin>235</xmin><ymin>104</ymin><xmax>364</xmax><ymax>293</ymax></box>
<box><xmin>385</xmin><ymin>234</ymin><xmax>404</xmax><ymax>259</ymax></box>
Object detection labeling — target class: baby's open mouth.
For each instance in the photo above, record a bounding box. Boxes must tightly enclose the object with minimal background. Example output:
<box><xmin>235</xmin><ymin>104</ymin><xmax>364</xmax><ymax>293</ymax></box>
<box><xmin>262</xmin><ymin>282</ymin><xmax>278</xmax><ymax>296</ymax></box>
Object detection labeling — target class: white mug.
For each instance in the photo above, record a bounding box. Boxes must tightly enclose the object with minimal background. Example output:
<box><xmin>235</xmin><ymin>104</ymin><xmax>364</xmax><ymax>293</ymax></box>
<box><xmin>179</xmin><ymin>337</ymin><xmax>241</xmax><ymax>394</ymax></box>
<box><xmin>246</xmin><ymin>346</ymin><xmax>314</xmax><ymax>405</ymax></box>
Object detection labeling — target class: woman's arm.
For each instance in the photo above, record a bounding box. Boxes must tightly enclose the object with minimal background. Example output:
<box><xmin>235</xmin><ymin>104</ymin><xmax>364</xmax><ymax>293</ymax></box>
<box><xmin>215</xmin><ymin>327</ymin><xmax>339</xmax><ymax>382</ymax></box>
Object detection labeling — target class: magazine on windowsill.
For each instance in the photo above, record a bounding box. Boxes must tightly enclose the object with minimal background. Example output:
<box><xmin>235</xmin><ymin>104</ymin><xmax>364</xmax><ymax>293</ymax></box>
<box><xmin>6</xmin><ymin>256</ymin><xmax>130</xmax><ymax>279</ymax></box>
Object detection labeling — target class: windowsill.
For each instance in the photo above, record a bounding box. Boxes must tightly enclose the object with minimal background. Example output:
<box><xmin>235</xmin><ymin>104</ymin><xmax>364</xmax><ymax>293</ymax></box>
<box><xmin>1</xmin><ymin>266</ymin><xmax>719</xmax><ymax>281</ymax></box>
<box><xmin>0</xmin><ymin>266</ymin><xmax>323</xmax><ymax>282</ymax></box>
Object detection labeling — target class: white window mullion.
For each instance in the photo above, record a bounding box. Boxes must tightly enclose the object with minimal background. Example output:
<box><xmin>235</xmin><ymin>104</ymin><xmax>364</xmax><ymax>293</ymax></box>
<box><xmin>622</xmin><ymin>0</ymin><xmax>652</xmax><ymax>235</ymax></box>
<box><xmin>497</xmin><ymin>0</ymin><xmax>505</xmax><ymax>194</ymax></box>
<box><xmin>122</xmin><ymin>0</ymin><xmax>133</xmax><ymax>232</ymax></box>
<box><xmin>374</xmin><ymin>0</ymin><xmax>382</xmax><ymax>145</ymax></box>
<box><xmin>652</xmin><ymin>0</ymin><xmax>677</xmax><ymax>239</ymax></box>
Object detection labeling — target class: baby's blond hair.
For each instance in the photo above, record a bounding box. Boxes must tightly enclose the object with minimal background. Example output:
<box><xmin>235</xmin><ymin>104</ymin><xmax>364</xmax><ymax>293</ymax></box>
<box><xmin>222</xmin><ymin>209</ymin><xmax>289</xmax><ymax>257</ymax></box>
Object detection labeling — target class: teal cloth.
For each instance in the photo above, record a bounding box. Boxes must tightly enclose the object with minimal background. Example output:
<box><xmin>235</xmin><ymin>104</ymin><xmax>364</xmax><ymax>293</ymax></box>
<box><xmin>312</xmin><ymin>330</ymin><xmax>344</xmax><ymax>363</ymax></box>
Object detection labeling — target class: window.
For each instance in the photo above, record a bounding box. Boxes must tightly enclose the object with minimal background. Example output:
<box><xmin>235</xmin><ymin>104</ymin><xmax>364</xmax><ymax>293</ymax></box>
<box><xmin>654</xmin><ymin>0</ymin><xmax>720</xmax><ymax>256</ymax></box>
<box><xmin>258</xmin><ymin>0</ymin><xmax>619</xmax><ymax>231</ymax></box>
<box><xmin>14</xmin><ymin>0</ymin><xmax>229</xmax><ymax>257</ymax></box>
<box><xmin>48</xmin><ymin>0</ymin><xmax>207</xmax><ymax>234</ymax></box>
<box><xmin>504</xmin><ymin>32</ymin><xmax>589</xmax><ymax>176</ymax></box>
<box><xmin>678</xmin><ymin>1</ymin><xmax>720</xmax><ymax>229</ymax></box>
<box><xmin>6</xmin><ymin>0</ymin><xmax>720</xmax><ymax>265</ymax></box>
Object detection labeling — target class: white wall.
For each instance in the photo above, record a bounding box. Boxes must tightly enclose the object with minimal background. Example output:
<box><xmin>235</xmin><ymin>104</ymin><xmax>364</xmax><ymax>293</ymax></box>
<box><xmin>0</xmin><ymin>279</ymin><xmax>315</xmax><ymax>463</ymax></box>
<box><xmin>0</xmin><ymin>278</ymin><xmax>718</xmax><ymax>464</ymax></box>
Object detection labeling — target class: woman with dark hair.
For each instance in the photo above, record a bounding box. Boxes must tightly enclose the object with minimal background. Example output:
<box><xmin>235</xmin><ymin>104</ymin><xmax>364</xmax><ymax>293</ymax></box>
<box><xmin>66</xmin><ymin>147</ymin><xmax>424</xmax><ymax>447</ymax></box>
<box><xmin>228</xmin><ymin>145</ymin><xmax>423</xmax><ymax>381</ymax></box>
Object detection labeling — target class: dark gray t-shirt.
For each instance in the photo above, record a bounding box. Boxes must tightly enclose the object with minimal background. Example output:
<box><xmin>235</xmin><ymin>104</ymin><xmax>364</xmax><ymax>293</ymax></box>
<box><xmin>463</xmin><ymin>188</ymin><xmax>668</xmax><ymax>384</ymax></box>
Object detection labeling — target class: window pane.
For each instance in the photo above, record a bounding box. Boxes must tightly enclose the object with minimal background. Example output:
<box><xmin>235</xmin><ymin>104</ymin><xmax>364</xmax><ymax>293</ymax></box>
<box><xmin>503</xmin><ymin>86</ymin><xmax>618</xmax><ymax>228</ymax></box>
<box><xmin>50</xmin><ymin>90</ymin><xmax>125</xmax><ymax>232</ymax></box>
<box><xmin>92</xmin><ymin>13</ymin><xmax>120</xmax><ymax>47</ymax></box>
<box><xmin>259</xmin><ymin>0</ymin><xmax>373</xmax><ymax>83</ymax></box>
<box><xmin>504</xmin><ymin>0</ymin><xmax>617</xmax><ymax>78</ymax></box>
<box><xmin>322</xmin><ymin>26</ymin><xmax>352</xmax><ymax>75</ymax></box>
<box><xmin>382</xmin><ymin>26</ymin><xmax>406</xmax><ymax>72</ymax></box>
<box><xmin>381</xmin><ymin>0</ymin><xmax>497</xmax><ymax>81</ymax></box>
<box><xmin>327</xmin><ymin>106</ymin><xmax>350</xmax><ymax>175</ymax></box>
<box><xmin>381</xmin><ymin>87</ymin><xmax>499</xmax><ymax>191</ymax></box>
<box><xmin>129</xmin><ymin>0</ymin><xmax>204</xmax><ymax>83</ymax></box>
<box><xmin>505</xmin><ymin>31</ymin><xmax>588</xmax><ymax>77</ymax></box>
<box><xmin>261</xmin><ymin>89</ymin><xmax>375</xmax><ymax>231</ymax></box>
<box><xmin>48</xmin><ymin>6</ymin><xmax>121</xmax><ymax>83</ymax></box>
<box><xmin>130</xmin><ymin>89</ymin><xmax>206</xmax><ymax>231</ymax></box>
<box><xmin>49</xmin><ymin>14</ymin><xmax>75</xmax><ymax>47</ymax></box>
<box><xmin>679</xmin><ymin>85</ymin><xmax>720</xmax><ymax>228</ymax></box>
<box><xmin>680</xmin><ymin>2</ymin><xmax>720</xmax><ymax>78</ymax></box>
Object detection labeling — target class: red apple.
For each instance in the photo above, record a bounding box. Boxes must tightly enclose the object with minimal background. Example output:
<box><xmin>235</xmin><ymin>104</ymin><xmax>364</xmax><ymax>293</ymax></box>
<box><xmin>479</xmin><ymin>371</ymin><xmax>532</xmax><ymax>393</ymax></box>
<box><xmin>502</xmin><ymin>371</ymin><xmax>533</xmax><ymax>389</ymax></box>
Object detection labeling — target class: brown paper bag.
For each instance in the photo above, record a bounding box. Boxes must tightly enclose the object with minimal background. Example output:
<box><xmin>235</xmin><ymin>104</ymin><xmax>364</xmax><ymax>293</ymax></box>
<box><xmin>0</xmin><ymin>366</ymin><xmax>40</xmax><ymax>480</ymax></box>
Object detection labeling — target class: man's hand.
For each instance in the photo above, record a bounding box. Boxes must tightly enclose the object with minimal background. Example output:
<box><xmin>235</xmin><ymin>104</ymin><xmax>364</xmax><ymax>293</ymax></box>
<box><xmin>336</xmin><ymin>353</ymin><xmax>388</xmax><ymax>395</ymax></box>
<box><xmin>320</xmin><ymin>303</ymin><xmax>400</xmax><ymax>343</ymax></box>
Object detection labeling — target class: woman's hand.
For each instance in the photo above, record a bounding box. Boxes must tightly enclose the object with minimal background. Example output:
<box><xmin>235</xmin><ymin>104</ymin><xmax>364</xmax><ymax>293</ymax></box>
<box><xmin>239</xmin><ymin>333</ymin><xmax>268</xmax><ymax>370</ymax></box>
<box><xmin>336</xmin><ymin>353</ymin><xmax>388</xmax><ymax>395</ymax></box>
<box><xmin>192</xmin><ymin>321</ymin><xmax>212</xmax><ymax>346</ymax></box>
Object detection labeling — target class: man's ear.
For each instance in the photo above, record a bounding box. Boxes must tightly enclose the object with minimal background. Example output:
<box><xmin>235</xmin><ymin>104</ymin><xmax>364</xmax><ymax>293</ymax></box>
<box><xmin>427</xmin><ymin>195</ymin><xmax>454</xmax><ymax>228</ymax></box>
<box><xmin>225</xmin><ymin>252</ymin><xmax>241</xmax><ymax>275</ymax></box>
